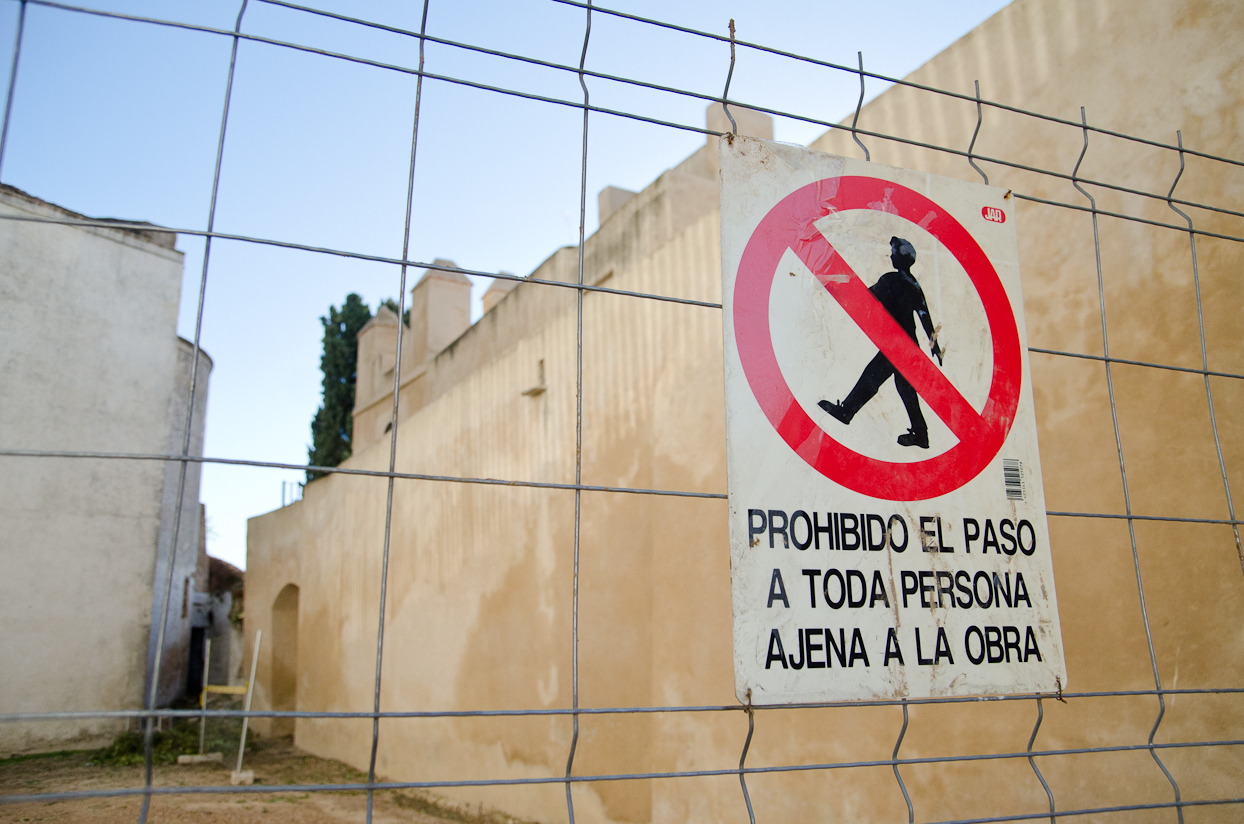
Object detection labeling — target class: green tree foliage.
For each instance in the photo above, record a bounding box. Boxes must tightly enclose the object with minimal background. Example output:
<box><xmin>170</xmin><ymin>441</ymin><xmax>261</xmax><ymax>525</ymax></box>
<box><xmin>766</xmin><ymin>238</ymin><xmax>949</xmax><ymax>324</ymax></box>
<box><xmin>307</xmin><ymin>294</ymin><xmax>373</xmax><ymax>481</ymax></box>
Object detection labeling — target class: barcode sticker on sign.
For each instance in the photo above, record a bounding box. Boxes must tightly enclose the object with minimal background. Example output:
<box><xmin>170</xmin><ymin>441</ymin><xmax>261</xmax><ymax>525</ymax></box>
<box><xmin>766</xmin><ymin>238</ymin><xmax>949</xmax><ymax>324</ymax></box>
<box><xmin>1003</xmin><ymin>458</ymin><xmax>1024</xmax><ymax>500</ymax></box>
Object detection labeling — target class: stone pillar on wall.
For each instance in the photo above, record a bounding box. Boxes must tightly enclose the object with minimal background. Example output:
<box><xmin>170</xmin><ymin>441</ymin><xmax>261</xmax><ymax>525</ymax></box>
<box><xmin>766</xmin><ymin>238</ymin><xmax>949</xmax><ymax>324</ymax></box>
<box><xmin>481</xmin><ymin>273</ymin><xmax>518</xmax><ymax>314</ymax></box>
<box><xmin>598</xmin><ymin>186</ymin><xmax>637</xmax><ymax>226</ymax></box>
<box><xmin>355</xmin><ymin>305</ymin><xmax>399</xmax><ymax>412</ymax></box>
<box><xmin>402</xmin><ymin>258</ymin><xmax>472</xmax><ymax>367</ymax></box>
<box><xmin>351</xmin><ymin>259</ymin><xmax>473</xmax><ymax>454</ymax></box>
<box><xmin>705</xmin><ymin>101</ymin><xmax>773</xmax><ymax>140</ymax></box>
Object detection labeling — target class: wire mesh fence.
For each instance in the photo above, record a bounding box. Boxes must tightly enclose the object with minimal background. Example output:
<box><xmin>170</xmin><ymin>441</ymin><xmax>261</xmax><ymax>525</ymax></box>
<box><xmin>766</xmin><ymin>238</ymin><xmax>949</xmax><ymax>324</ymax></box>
<box><xmin>1</xmin><ymin>0</ymin><xmax>1242</xmax><ymax>822</ymax></box>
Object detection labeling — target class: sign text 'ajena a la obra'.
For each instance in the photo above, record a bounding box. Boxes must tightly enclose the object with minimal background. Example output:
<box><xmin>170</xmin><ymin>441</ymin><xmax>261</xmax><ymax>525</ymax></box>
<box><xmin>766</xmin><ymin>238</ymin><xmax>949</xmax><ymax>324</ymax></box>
<box><xmin>720</xmin><ymin>137</ymin><xmax>1066</xmax><ymax>703</ymax></box>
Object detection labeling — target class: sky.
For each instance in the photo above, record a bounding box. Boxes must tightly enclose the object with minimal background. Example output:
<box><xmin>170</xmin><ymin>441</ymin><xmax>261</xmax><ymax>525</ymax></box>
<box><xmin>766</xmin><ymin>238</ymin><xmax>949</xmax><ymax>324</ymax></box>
<box><xmin>0</xmin><ymin>0</ymin><xmax>1011</xmax><ymax>569</ymax></box>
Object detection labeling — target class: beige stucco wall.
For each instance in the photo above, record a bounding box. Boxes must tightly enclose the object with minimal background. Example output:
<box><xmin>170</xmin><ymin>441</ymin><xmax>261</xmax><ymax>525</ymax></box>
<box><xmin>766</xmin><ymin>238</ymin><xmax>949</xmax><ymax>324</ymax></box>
<box><xmin>0</xmin><ymin>187</ymin><xmax>210</xmax><ymax>753</ymax></box>
<box><xmin>246</xmin><ymin>0</ymin><xmax>1243</xmax><ymax>820</ymax></box>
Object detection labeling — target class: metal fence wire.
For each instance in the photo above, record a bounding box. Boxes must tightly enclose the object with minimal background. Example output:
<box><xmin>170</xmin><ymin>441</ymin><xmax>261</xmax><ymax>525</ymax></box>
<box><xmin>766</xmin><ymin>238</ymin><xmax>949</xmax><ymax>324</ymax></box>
<box><xmin>1</xmin><ymin>0</ymin><xmax>1242</xmax><ymax>822</ymax></box>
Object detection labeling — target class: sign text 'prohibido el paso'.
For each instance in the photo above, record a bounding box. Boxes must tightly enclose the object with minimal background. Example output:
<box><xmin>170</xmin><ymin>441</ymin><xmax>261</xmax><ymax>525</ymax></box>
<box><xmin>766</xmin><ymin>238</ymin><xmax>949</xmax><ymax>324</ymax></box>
<box><xmin>720</xmin><ymin>136</ymin><xmax>1066</xmax><ymax>704</ymax></box>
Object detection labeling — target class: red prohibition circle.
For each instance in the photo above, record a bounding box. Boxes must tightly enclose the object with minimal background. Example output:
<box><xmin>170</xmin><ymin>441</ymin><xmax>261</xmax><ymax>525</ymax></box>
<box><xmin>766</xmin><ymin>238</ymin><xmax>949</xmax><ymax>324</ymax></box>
<box><xmin>733</xmin><ymin>176</ymin><xmax>1022</xmax><ymax>501</ymax></box>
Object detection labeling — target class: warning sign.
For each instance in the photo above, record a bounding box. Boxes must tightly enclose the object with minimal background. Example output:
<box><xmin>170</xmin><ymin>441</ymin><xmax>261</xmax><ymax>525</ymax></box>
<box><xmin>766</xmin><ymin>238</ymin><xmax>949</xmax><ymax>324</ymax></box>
<box><xmin>720</xmin><ymin>137</ymin><xmax>1066</xmax><ymax>703</ymax></box>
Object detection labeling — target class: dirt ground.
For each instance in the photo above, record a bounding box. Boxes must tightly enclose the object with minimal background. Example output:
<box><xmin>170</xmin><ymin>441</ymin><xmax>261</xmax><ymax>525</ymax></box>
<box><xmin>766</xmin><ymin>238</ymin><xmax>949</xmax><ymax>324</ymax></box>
<box><xmin>0</xmin><ymin>735</ymin><xmax>535</xmax><ymax>824</ymax></box>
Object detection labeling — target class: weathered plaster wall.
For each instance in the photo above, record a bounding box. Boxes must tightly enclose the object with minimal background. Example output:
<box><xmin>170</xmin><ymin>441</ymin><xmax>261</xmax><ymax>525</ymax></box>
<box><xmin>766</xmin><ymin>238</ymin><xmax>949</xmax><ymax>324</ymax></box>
<box><xmin>0</xmin><ymin>186</ymin><xmax>205</xmax><ymax>753</ymax></box>
<box><xmin>247</xmin><ymin>168</ymin><xmax>722</xmax><ymax>823</ymax></box>
<box><xmin>246</xmin><ymin>0</ymin><xmax>1244</xmax><ymax>820</ymax></box>
<box><xmin>769</xmin><ymin>0</ymin><xmax>1244</xmax><ymax>820</ymax></box>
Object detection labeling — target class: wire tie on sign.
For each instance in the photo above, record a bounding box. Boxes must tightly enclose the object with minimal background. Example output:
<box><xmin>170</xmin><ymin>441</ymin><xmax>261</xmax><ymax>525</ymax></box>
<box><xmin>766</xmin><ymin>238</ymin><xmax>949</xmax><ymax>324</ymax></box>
<box><xmin>1055</xmin><ymin>677</ymin><xmax>1067</xmax><ymax>704</ymax></box>
<box><xmin>721</xmin><ymin>18</ymin><xmax>737</xmax><ymax>143</ymax></box>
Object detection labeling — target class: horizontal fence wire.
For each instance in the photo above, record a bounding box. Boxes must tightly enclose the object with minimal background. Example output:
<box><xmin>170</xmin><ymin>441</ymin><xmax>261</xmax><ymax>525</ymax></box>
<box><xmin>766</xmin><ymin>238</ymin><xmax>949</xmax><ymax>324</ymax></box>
<box><xmin>0</xmin><ymin>448</ymin><xmax>730</xmax><ymax>499</ymax></box>
<box><xmin>256</xmin><ymin>0</ymin><xmax>1244</xmax><ymax>222</ymax></box>
<box><xmin>7</xmin><ymin>0</ymin><xmax>1244</xmax><ymax>241</ymax></box>
<box><xmin>0</xmin><ymin>211</ymin><xmax>728</xmax><ymax>307</ymax></box>
<box><xmin>2</xmin><ymin>0</ymin><xmax>1242</xmax><ymax>820</ymax></box>
<box><xmin>6</xmin><ymin>686</ymin><xmax>1244</xmax><ymax>723</ymax></box>
<box><xmin>5</xmin><ymin>448</ymin><xmax>1244</xmax><ymax>527</ymax></box>
<box><xmin>1028</xmin><ymin>347</ymin><xmax>1244</xmax><ymax>382</ymax></box>
<box><xmin>4</xmin><ymin>448</ymin><xmax>1244</xmax><ymax>530</ymax></box>
<box><xmin>2</xmin><ymin>765</ymin><xmax>1243</xmax><ymax>809</ymax></box>
<box><xmin>3</xmin><ymin>794</ymin><xmax>1244</xmax><ymax>824</ymax></box>
<box><xmin>545</xmin><ymin>0</ymin><xmax>1244</xmax><ymax>170</ymax></box>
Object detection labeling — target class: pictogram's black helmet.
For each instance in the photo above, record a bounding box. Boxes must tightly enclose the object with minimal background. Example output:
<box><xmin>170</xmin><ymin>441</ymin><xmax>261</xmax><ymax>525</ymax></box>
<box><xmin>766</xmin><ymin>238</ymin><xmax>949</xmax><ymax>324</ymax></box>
<box><xmin>890</xmin><ymin>236</ymin><xmax>916</xmax><ymax>268</ymax></box>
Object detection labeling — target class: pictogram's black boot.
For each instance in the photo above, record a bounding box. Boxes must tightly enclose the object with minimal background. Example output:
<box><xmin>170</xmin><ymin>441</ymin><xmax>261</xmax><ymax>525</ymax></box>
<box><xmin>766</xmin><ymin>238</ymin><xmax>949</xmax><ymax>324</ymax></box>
<box><xmin>818</xmin><ymin>399</ymin><xmax>853</xmax><ymax>425</ymax></box>
<box><xmin>897</xmin><ymin>428</ymin><xmax>929</xmax><ymax>449</ymax></box>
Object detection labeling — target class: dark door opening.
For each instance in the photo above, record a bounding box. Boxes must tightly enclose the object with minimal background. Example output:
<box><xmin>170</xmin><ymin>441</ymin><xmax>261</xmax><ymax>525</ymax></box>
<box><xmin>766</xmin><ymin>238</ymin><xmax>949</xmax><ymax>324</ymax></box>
<box><xmin>187</xmin><ymin>627</ymin><xmax>207</xmax><ymax>699</ymax></box>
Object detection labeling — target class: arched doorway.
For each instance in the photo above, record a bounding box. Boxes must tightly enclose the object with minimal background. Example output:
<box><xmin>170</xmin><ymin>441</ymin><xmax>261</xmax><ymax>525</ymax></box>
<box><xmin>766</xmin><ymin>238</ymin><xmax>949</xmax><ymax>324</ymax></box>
<box><xmin>270</xmin><ymin>584</ymin><xmax>299</xmax><ymax>737</ymax></box>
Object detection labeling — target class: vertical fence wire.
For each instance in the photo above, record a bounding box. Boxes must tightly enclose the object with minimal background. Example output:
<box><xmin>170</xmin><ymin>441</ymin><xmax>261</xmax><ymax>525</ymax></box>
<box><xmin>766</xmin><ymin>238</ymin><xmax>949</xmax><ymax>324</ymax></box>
<box><xmin>2</xmin><ymin>4</ymin><xmax>1243</xmax><ymax>822</ymax></box>
<box><xmin>1166</xmin><ymin>130</ymin><xmax>1244</xmax><ymax>579</ymax></box>
<box><xmin>1072</xmin><ymin>106</ymin><xmax>1184</xmax><ymax>824</ymax></box>
<box><xmin>0</xmin><ymin>0</ymin><xmax>25</xmax><ymax>177</ymax></box>
<box><xmin>364</xmin><ymin>2</ymin><xmax>432</xmax><ymax>821</ymax></box>
<box><xmin>137</xmin><ymin>3</ymin><xmax>248</xmax><ymax>822</ymax></box>
<box><xmin>737</xmin><ymin>703</ymin><xmax>756</xmax><ymax>824</ymax></box>
<box><xmin>851</xmin><ymin>51</ymin><xmax>869</xmax><ymax>162</ymax></box>
<box><xmin>563</xmin><ymin>2</ymin><xmax>591</xmax><ymax>821</ymax></box>
<box><xmin>720</xmin><ymin>18</ymin><xmax>737</xmax><ymax>135</ymax></box>
<box><xmin>968</xmin><ymin>79</ymin><xmax>988</xmax><ymax>185</ymax></box>
<box><xmin>1026</xmin><ymin>697</ymin><xmax>1055</xmax><ymax>824</ymax></box>
<box><xmin>893</xmin><ymin>699</ymin><xmax>914</xmax><ymax>824</ymax></box>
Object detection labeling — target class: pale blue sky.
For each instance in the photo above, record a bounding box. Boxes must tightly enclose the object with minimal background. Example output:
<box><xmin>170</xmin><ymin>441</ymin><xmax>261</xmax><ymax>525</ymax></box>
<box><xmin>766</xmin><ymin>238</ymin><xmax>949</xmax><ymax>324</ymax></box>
<box><xmin>0</xmin><ymin>0</ymin><xmax>1010</xmax><ymax>568</ymax></box>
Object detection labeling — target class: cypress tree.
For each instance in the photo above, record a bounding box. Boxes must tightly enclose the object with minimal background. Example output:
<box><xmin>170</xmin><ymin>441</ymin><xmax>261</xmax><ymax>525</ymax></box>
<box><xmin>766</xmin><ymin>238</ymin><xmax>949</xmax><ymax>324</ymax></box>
<box><xmin>307</xmin><ymin>294</ymin><xmax>372</xmax><ymax>481</ymax></box>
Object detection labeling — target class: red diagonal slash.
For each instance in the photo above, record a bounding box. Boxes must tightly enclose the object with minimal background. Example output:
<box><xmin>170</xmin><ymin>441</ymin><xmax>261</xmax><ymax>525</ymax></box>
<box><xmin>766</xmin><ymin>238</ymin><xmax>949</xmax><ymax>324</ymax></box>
<box><xmin>789</xmin><ymin>231</ymin><xmax>985</xmax><ymax>444</ymax></box>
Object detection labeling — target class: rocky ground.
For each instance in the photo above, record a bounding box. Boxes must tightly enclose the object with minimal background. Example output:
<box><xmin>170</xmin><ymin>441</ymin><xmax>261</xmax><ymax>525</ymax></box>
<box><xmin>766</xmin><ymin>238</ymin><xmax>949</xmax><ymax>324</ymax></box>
<box><xmin>1</xmin><ymin>729</ymin><xmax>533</xmax><ymax>824</ymax></box>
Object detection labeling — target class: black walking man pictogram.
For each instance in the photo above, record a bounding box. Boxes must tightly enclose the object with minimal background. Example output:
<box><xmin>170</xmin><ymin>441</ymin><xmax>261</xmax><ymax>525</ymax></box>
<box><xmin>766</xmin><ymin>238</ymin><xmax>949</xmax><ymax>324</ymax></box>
<box><xmin>818</xmin><ymin>236</ymin><xmax>944</xmax><ymax>449</ymax></box>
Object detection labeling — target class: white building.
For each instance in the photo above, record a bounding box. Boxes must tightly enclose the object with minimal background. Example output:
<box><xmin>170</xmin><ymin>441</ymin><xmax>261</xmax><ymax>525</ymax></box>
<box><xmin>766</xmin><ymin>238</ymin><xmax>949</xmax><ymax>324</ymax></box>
<box><xmin>0</xmin><ymin>184</ymin><xmax>212</xmax><ymax>753</ymax></box>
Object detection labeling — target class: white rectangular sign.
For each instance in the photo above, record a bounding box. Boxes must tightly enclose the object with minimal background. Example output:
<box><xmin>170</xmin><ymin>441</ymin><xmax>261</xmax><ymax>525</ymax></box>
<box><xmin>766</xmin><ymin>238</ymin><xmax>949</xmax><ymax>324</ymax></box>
<box><xmin>720</xmin><ymin>136</ymin><xmax>1066</xmax><ymax>703</ymax></box>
